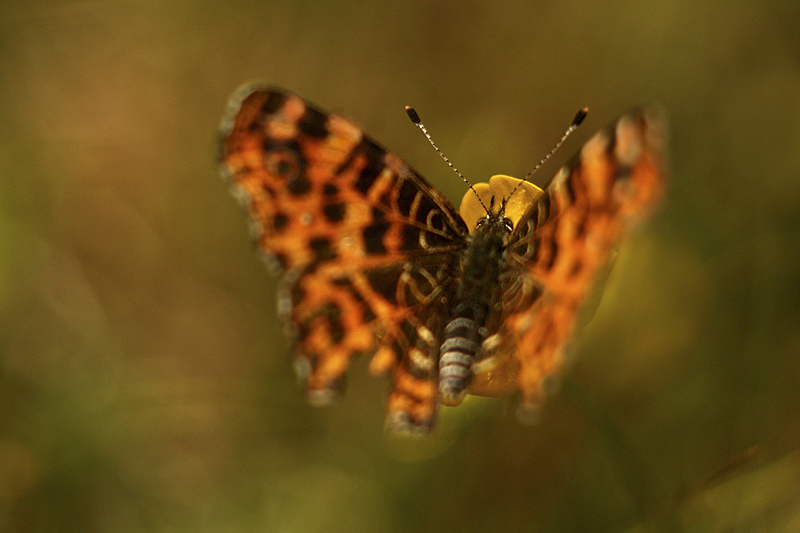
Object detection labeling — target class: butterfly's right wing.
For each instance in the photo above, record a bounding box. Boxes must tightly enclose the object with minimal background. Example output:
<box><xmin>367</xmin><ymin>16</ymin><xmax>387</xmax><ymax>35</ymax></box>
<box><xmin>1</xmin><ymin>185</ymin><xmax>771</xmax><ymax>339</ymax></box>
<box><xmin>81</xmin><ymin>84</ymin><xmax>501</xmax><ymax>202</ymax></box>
<box><xmin>470</xmin><ymin>107</ymin><xmax>668</xmax><ymax>411</ymax></box>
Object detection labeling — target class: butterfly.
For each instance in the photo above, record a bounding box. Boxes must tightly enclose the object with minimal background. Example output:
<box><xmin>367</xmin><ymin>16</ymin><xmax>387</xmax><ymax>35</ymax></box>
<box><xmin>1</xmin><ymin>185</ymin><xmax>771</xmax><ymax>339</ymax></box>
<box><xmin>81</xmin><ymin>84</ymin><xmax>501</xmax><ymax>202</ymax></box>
<box><xmin>218</xmin><ymin>85</ymin><xmax>667</xmax><ymax>433</ymax></box>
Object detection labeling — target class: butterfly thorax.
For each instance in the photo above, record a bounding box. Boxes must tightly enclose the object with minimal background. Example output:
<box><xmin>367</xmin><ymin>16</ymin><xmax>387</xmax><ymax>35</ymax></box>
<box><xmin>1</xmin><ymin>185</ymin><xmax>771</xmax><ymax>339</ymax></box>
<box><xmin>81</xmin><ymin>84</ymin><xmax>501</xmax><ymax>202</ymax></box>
<box><xmin>439</xmin><ymin>212</ymin><xmax>513</xmax><ymax>406</ymax></box>
<box><xmin>457</xmin><ymin>213</ymin><xmax>513</xmax><ymax>310</ymax></box>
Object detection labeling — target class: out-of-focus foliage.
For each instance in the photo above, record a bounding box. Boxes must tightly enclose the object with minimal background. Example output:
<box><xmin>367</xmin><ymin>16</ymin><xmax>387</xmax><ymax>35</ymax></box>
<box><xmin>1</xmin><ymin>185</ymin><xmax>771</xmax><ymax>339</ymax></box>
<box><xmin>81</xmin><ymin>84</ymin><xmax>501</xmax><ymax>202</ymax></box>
<box><xmin>1</xmin><ymin>0</ymin><xmax>799</xmax><ymax>531</ymax></box>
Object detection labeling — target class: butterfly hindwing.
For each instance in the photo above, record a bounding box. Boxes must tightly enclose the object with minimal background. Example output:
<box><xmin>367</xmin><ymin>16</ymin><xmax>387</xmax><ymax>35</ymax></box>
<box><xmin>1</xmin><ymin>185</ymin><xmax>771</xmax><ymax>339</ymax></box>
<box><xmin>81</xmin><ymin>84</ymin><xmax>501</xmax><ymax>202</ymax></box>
<box><xmin>219</xmin><ymin>87</ymin><xmax>470</xmax><ymax>431</ymax></box>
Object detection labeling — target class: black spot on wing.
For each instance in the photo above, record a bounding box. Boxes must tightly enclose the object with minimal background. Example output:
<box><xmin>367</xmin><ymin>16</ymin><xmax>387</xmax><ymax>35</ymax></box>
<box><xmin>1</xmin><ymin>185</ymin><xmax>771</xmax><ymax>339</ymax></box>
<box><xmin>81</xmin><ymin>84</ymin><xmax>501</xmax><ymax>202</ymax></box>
<box><xmin>371</xmin><ymin>206</ymin><xmax>386</xmax><ymax>224</ymax></box>
<box><xmin>323</xmin><ymin>203</ymin><xmax>346</xmax><ymax>222</ymax></box>
<box><xmin>274</xmin><ymin>212</ymin><xmax>289</xmax><ymax>230</ymax></box>
<box><xmin>401</xmin><ymin>225</ymin><xmax>421</xmax><ymax>251</ymax></box>
<box><xmin>397</xmin><ymin>180</ymin><xmax>417</xmax><ymax>216</ymax></box>
<box><xmin>261</xmin><ymin>92</ymin><xmax>285</xmax><ymax>115</ymax></box>
<box><xmin>363</xmin><ymin>222</ymin><xmax>390</xmax><ymax>254</ymax></box>
<box><xmin>287</xmin><ymin>174</ymin><xmax>312</xmax><ymax>195</ymax></box>
<box><xmin>354</xmin><ymin>140</ymin><xmax>386</xmax><ymax>194</ymax></box>
<box><xmin>326</xmin><ymin>306</ymin><xmax>346</xmax><ymax>344</ymax></box>
<box><xmin>365</xmin><ymin>267</ymin><xmax>400</xmax><ymax>305</ymax></box>
<box><xmin>310</xmin><ymin>237</ymin><xmax>336</xmax><ymax>262</ymax></box>
<box><xmin>299</xmin><ymin>107</ymin><xmax>328</xmax><ymax>138</ymax></box>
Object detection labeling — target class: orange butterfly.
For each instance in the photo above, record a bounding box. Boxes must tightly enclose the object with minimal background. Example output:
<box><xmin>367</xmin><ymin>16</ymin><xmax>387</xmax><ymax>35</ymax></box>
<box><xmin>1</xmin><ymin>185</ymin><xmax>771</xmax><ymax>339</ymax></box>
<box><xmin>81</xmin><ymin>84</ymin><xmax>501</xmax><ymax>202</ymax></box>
<box><xmin>219</xmin><ymin>86</ymin><xmax>667</xmax><ymax>433</ymax></box>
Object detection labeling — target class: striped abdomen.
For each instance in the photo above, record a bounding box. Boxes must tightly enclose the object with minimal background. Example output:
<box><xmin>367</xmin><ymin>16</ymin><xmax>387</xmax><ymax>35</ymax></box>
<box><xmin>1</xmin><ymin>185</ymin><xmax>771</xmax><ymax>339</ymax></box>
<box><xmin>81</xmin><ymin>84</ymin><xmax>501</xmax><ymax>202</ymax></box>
<box><xmin>439</xmin><ymin>317</ymin><xmax>483</xmax><ymax>406</ymax></box>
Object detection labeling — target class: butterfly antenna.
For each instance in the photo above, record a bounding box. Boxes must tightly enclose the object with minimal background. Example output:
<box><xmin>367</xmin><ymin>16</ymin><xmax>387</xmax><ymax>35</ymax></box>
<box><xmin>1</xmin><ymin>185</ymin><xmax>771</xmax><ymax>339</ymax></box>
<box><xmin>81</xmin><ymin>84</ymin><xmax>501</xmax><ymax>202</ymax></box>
<box><xmin>505</xmin><ymin>107</ymin><xmax>589</xmax><ymax>201</ymax></box>
<box><xmin>406</xmin><ymin>106</ymin><xmax>490</xmax><ymax>214</ymax></box>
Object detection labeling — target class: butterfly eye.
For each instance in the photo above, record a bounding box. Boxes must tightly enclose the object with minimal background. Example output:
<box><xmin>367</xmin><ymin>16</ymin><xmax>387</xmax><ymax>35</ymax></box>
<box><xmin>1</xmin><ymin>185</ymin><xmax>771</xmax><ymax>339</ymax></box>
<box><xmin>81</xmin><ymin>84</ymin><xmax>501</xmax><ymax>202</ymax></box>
<box><xmin>476</xmin><ymin>216</ymin><xmax>489</xmax><ymax>229</ymax></box>
<box><xmin>502</xmin><ymin>218</ymin><xmax>514</xmax><ymax>233</ymax></box>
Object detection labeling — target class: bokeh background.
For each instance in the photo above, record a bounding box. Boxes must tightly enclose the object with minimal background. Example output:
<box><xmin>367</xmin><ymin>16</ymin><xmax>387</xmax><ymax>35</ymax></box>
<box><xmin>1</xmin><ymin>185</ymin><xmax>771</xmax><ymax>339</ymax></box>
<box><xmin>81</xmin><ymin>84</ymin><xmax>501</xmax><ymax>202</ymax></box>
<box><xmin>2</xmin><ymin>0</ymin><xmax>800</xmax><ymax>531</ymax></box>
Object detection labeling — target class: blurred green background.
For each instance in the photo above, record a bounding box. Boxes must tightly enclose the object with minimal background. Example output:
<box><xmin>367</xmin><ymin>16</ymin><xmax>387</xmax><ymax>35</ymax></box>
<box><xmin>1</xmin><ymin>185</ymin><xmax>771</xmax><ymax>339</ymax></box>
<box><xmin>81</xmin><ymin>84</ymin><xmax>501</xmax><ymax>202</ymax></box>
<box><xmin>2</xmin><ymin>0</ymin><xmax>799</xmax><ymax>531</ymax></box>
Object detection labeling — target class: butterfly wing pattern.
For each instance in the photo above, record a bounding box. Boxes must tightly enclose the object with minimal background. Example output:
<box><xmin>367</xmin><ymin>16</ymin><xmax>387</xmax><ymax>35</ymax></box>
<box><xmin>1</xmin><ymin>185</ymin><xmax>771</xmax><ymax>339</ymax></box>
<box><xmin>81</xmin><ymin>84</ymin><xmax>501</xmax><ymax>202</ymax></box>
<box><xmin>218</xmin><ymin>85</ymin><xmax>667</xmax><ymax>433</ymax></box>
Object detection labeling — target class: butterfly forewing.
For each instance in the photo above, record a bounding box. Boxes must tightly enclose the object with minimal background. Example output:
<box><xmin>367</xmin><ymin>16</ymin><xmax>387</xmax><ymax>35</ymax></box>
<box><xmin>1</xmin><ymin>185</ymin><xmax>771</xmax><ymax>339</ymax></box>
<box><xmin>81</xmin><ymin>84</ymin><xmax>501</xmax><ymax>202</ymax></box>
<box><xmin>219</xmin><ymin>87</ymin><xmax>469</xmax><ymax>431</ymax></box>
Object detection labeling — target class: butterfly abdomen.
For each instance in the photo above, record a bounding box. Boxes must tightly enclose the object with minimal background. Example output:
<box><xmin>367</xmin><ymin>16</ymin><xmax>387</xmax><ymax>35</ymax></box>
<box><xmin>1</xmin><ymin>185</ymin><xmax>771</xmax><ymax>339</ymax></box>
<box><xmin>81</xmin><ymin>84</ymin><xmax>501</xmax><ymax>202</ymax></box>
<box><xmin>439</xmin><ymin>317</ymin><xmax>483</xmax><ymax>406</ymax></box>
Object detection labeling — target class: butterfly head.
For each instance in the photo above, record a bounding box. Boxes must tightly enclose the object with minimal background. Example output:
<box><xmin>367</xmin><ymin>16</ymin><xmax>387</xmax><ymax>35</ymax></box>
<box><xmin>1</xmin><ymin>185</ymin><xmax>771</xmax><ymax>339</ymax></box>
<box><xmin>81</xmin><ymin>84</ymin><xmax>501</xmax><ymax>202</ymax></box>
<box><xmin>460</xmin><ymin>175</ymin><xmax>544</xmax><ymax>235</ymax></box>
<box><xmin>474</xmin><ymin>194</ymin><xmax>514</xmax><ymax>234</ymax></box>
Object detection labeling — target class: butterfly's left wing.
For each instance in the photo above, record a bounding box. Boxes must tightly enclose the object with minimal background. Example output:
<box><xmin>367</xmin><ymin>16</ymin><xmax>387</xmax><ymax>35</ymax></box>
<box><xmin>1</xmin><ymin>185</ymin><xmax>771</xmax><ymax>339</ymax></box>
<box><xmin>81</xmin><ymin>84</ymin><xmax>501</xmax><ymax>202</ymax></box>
<box><xmin>219</xmin><ymin>87</ymin><xmax>469</xmax><ymax>432</ymax></box>
<box><xmin>469</xmin><ymin>107</ymin><xmax>668</xmax><ymax>411</ymax></box>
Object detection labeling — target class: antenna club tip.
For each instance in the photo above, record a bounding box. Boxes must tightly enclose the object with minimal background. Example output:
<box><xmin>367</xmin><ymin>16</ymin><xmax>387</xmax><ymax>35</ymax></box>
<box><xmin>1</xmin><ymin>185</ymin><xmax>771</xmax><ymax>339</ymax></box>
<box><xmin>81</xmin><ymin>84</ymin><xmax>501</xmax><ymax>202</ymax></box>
<box><xmin>572</xmin><ymin>107</ymin><xmax>589</xmax><ymax>126</ymax></box>
<box><xmin>405</xmin><ymin>106</ymin><xmax>421</xmax><ymax>124</ymax></box>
